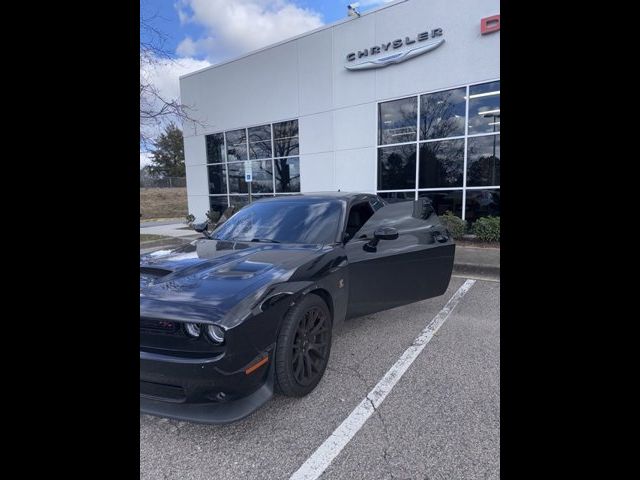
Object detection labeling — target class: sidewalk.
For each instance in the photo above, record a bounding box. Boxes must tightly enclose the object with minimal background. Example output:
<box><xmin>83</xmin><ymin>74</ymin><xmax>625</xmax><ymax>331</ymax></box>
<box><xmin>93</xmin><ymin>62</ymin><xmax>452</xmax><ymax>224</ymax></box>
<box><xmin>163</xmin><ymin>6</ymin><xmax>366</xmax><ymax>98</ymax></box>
<box><xmin>452</xmin><ymin>245</ymin><xmax>500</xmax><ymax>280</ymax></box>
<box><xmin>140</xmin><ymin>225</ymin><xmax>500</xmax><ymax>279</ymax></box>
<box><xmin>140</xmin><ymin>222</ymin><xmax>199</xmax><ymax>238</ymax></box>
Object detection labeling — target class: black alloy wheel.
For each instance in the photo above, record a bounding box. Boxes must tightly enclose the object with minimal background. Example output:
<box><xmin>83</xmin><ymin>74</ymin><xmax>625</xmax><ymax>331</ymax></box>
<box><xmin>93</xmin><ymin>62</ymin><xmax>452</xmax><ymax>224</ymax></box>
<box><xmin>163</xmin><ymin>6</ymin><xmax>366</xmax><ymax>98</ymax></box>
<box><xmin>275</xmin><ymin>294</ymin><xmax>332</xmax><ymax>397</ymax></box>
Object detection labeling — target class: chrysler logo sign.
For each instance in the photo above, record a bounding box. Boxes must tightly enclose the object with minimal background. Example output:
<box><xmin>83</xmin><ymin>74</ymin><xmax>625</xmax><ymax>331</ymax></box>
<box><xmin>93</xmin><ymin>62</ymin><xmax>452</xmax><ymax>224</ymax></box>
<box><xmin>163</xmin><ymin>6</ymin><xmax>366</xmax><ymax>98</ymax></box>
<box><xmin>345</xmin><ymin>28</ymin><xmax>444</xmax><ymax>71</ymax></box>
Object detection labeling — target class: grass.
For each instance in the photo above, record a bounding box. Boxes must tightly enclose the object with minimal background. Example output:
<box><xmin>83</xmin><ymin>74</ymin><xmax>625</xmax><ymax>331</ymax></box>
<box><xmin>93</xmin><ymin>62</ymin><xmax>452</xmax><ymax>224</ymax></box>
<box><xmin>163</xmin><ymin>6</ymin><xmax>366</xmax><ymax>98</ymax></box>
<box><xmin>140</xmin><ymin>187</ymin><xmax>188</xmax><ymax>220</ymax></box>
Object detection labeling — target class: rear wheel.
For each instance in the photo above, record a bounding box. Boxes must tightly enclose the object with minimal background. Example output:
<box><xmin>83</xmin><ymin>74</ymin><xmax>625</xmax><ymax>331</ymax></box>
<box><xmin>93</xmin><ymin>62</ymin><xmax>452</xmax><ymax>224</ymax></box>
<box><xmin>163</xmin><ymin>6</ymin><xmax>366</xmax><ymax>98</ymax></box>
<box><xmin>275</xmin><ymin>294</ymin><xmax>332</xmax><ymax>397</ymax></box>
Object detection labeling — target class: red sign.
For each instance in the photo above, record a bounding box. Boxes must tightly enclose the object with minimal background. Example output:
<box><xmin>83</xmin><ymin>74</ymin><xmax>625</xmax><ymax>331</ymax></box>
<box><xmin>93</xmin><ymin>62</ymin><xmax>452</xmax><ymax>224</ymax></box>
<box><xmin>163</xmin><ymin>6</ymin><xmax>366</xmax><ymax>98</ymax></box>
<box><xmin>481</xmin><ymin>15</ymin><xmax>500</xmax><ymax>35</ymax></box>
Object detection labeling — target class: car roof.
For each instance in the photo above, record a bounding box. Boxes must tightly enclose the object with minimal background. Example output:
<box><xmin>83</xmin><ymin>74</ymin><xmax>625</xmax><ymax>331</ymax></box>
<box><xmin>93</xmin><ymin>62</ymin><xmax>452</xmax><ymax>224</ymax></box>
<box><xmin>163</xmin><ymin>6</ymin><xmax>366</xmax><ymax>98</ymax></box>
<box><xmin>253</xmin><ymin>192</ymin><xmax>373</xmax><ymax>203</ymax></box>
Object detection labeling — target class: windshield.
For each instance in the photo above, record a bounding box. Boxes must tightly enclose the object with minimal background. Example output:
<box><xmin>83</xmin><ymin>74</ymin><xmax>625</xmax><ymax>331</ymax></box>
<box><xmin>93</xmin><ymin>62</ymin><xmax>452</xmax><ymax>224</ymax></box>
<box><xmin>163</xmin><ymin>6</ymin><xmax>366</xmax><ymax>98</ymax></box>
<box><xmin>211</xmin><ymin>200</ymin><xmax>343</xmax><ymax>244</ymax></box>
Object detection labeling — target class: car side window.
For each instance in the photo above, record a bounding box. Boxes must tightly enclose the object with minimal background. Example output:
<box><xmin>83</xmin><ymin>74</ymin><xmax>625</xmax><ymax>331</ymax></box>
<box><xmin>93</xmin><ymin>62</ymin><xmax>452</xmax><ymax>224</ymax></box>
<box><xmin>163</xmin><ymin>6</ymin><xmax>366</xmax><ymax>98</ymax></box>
<box><xmin>345</xmin><ymin>201</ymin><xmax>375</xmax><ymax>242</ymax></box>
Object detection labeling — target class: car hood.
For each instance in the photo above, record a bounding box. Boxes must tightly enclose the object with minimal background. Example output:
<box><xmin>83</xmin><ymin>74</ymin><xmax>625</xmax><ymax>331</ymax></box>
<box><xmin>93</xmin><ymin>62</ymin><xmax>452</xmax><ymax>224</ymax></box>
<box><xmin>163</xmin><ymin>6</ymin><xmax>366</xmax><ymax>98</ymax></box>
<box><xmin>140</xmin><ymin>239</ymin><xmax>324</xmax><ymax>328</ymax></box>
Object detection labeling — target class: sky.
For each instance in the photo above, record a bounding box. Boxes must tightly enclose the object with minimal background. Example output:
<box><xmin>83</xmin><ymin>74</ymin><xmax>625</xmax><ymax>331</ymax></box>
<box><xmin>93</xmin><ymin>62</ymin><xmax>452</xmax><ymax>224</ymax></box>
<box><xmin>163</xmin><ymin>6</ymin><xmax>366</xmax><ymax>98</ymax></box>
<box><xmin>140</xmin><ymin>0</ymin><xmax>394</xmax><ymax>167</ymax></box>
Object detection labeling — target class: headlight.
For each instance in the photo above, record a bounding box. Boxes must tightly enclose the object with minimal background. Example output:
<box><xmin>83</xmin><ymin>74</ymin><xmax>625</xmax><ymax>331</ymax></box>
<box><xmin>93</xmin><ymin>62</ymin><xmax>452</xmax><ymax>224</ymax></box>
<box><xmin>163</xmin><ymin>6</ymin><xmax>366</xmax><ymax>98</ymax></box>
<box><xmin>184</xmin><ymin>322</ymin><xmax>201</xmax><ymax>337</ymax></box>
<box><xmin>206</xmin><ymin>325</ymin><xmax>225</xmax><ymax>344</ymax></box>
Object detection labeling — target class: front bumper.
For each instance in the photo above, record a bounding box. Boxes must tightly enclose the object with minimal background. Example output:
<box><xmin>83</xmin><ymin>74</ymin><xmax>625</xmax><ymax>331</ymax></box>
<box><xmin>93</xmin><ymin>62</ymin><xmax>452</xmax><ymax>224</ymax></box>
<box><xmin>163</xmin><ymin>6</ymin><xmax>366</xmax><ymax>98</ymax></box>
<box><xmin>140</xmin><ymin>349</ymin><xmax>274</xmax><ymax>424</ymax></box>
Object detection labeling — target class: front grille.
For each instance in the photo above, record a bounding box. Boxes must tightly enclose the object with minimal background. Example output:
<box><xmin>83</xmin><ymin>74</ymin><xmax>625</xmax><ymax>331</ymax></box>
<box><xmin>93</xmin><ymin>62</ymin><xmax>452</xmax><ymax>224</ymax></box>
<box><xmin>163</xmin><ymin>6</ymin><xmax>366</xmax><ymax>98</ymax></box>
<box><xmin>140</xmin><ymin>381</ymin><xmax>186</xmax><ymax>403</ymax></box>
<box><xmin>140</xmin><ymin>318</ymin><xmax>180</xmax><ymax>333</ymax></box>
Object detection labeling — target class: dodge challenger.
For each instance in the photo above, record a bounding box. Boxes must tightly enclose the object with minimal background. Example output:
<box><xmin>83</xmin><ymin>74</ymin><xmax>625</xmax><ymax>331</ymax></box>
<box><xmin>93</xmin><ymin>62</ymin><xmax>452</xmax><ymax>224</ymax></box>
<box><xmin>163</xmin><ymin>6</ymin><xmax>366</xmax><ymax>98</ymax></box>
<box><xmin>140</xmin><ymin>192</ymin><xmax>455</xmax><ymax>424</ymax></box>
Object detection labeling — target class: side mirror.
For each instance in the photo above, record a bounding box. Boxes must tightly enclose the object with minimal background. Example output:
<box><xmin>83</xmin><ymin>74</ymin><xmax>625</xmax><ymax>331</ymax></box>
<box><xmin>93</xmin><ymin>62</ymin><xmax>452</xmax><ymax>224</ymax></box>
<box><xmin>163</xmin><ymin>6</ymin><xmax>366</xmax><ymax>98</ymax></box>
<box><xmin>374</xmin><ymin>226</ymin><xmax>399</xmax><ymax>241</ymax></box>
<box><xmin>364</xmin><ymin>226</ymin><xmax>399</xmax><ymax>252</ymax></box>
<box><xmin>192</xmin><ymin>221</ymin><xmax>211</xmax><ymax>238</ymax></box>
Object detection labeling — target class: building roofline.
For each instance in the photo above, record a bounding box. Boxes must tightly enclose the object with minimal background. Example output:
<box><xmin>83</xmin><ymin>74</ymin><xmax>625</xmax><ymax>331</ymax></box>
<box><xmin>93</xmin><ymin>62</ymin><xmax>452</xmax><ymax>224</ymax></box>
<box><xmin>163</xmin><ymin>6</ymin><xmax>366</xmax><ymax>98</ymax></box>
<box><xmin>179</xmin><ymin>0</ymin><xmax>409</xmax><ymax>80</ymax></box>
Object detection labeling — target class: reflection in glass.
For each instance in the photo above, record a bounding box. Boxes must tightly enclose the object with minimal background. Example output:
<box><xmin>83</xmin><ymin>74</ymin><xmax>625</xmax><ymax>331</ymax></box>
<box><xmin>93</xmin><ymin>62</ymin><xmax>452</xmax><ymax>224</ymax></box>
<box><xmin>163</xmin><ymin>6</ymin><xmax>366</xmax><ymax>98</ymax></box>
<box><xmin>378</xmin><ymin>144</ymin><xmax>417</xmax><ymax>190</ymax></box>
<box><xmin>378</xmin><ymin>97</ymin><xmax>417</xmax><ymax>145</ymax></box>
<box><xmin>209</xmin><ymin>195</ymin><xmax>229</xmax><ymax>215</ymax></box>
<box><xmin>227</xmin><ymin>162</ymin><xmax>248</xmax><ymax>193</ymax></box>
<box><xmin>275</xmin><ymin>157</ymin><xmax>300</xmax><ymax>192</ymax></box>
<box><xmin>273</xmin><ymin>120</ymin><xmax>298</xmax><ymax>139</ymax></box>
<box><xmin>229</xmin><ymin>195</ymin><xmax>250</xmax><ymax>210</ymax></box>
<box><xmin>465</xmin><ymin>189</ymin><xmax>500</xmax><ymax>223</ymax></box>
<box><xmin>248</xmin><ymin>125</ymin><xmax>272</xmax><ymax>159</ymax></box>
<box><xmin>211</xmin><ymin>200</ymin><xmax>342</xmax><ymax>244</ymax></box>
<box><xmin>467</xmin><ymin>135</ymin><xmax>500</xmax><ymax>186</ymax></box>
<box><xmin>419</xmin><ymin>139</ymin><xmax>464</xmax><ymax>188</ymax></box>
<box><xmin>249</xmin><ymin>160</ymin><xmax>274</xmax><ymax>193</ymax></box>
<box><xmin>468</xmin><ymin>81</ymin><xmax>500</xmax><ymax>134</ymax></box>
<box><xmin>225</xmin><ymin>129</ymin><xmax>248</xmax><ymax>162</ymax></box>
<box><xmin>207</xmin><ymin>164</ymin><xmax>227</xmax><ymax>194</ymax></box>
<box><xmin>378</xmin><ymin>191</ymin><xmax>416</xmax><ymax>203</ymax></box>
<box><xmin>205</xmin><ymin>133</ymin><xmax>225</xmax><ymax>164</ymax></box>
<box><xmin>420</xmin><ymin>87</ymin><xmax>466</xmax><ymax>140</ymax></box>
<box><xmin>273</xmin><ymin>120</ymin><xmax>299</xmax><ymax>157</ymax></box>
<box><xmin>418</xmin><ymin>190</ymin><xmax>463</xmax><ymax>217</ymax></box>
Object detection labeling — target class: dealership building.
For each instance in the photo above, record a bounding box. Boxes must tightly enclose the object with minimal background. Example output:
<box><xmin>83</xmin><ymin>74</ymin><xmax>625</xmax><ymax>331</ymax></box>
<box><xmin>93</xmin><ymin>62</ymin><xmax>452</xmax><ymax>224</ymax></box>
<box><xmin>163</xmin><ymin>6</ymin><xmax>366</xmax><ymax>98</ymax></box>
<box><xmin>180</xmin><ymin>0</ymin><xmax>500</xmax><ymax>223</ymax></box>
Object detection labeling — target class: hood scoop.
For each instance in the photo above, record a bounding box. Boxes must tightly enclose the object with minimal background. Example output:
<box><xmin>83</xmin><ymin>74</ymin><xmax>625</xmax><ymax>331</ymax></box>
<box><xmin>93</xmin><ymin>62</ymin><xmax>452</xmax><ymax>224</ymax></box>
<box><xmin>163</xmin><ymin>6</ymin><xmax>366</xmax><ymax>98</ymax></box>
<box><xmin>205</xmin><ymin>259</ymin><xmax>273</xmax><ymax>279</ymax></box>
<box><xmin>140</xmin><ymin>266</ymin><xmax>174</xmax><ymax>278</ymax></box>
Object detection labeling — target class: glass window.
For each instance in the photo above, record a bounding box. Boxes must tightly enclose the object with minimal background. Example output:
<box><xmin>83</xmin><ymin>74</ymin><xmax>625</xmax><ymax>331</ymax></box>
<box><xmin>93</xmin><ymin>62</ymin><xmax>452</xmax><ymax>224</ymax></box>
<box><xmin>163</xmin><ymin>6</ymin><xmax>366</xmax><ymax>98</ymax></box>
<box><xmin>227</xmin><ymin>162</ymin><xmax>248</xmax><ymax>194</ymax></box>
<box><xmin>420</xmin><ymin>87</ymin><xmax>466</xmax><ymax>140</ymax></box>
<box><xmin>378</xmin><ymin>144</ymin><xmax>416</xmax><ymax>190</ymax></box>
<box><xmin>248</xmin><ymin>159</ymin><xmax>274</xmax><ymax>193</ymax></box>
<box><xmin>378</xmin><ymin>97</ymin><xmax>417</xmax><ymax>145</ymax></box>
<box><xmin>229</xmin><ymin>195</ymin><xmax>250</xmax><ymax>210</ymax></box>
<box><xmin>419</xmin><ymin>139</ymin><xmax>464</xmax><ymax>188</ymax></box>
<box><xmin>467</xmin><ymin>135</ymin><xmax>500</xmax><ymax>187</ymax></box>
<box><xmin>465</xmin><ymin>189</ymin><xmax>500</xmax><ymax>223</ymax></box>
<box><xmin>209</xmin><ymin>196</ymin><xmax>228</xmax><ymax>216</ymax></box>
<box><xmin>274</xmin><ymin>157</ymin><xmax>300</xmax><ymax>192</ymax></box>
<box><xmin>211</xmin><ymin>200</ymin><xmax>343</xmax><ymax>245</ymax></box>
<box><xmin>207</xmin><ymin>164</ymin><xmax>227</xmax><ymax>194</ymax></box>
<box><xmin>205</xmin><ymin>133</ymin><xmax>225</xmax><ymax>164</ymax></box>
<box><xmin>468</xmin><ymin>81</ymin><xmax>500</xmax><ymax>134</ymax></box>
<box><xmin>248</xmin><ymin>125</ymin><xmax>272</xmax><ymax>160</ymax></box>
<box><xmin>378</xmin><ymin>191</ymin><xmax>415</xmax><ymax>203</ymax></box>
<box><xmin>273</xmin><ymin>120</ymin><xmax>299</xmax><ymax>157</ymax></box>
<box><xmin>225</xmin><ymin>129</ymin><xmax>248</xmax><ymax>162</ymax></box>
<box><xmin>418</xmin><ymin>190</ymin><xmax>463</xmax><ymax>217</ymax></box>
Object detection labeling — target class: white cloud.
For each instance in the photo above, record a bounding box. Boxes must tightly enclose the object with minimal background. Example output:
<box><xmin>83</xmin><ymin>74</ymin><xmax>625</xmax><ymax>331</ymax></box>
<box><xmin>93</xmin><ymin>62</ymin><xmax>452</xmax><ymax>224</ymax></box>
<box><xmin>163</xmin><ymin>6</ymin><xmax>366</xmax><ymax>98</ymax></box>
<box><xmin>176</xmin><ymin>37</ymin><xmax>217</xmax><ymax>59</ymax></box>
<box><xmin>140</xmin><ymin>55</ymin><xmax>211</xmax><ymax>143</ymax></box>
<box><xmin>175</xmin><ymin>0</ymin><xmax>324</xmax><ymax>61</ymax></box>
<box><xmin>175</xmin><ymin>37</ymin><xmax>197</xmax><ymax>57</ymax></box>
<box><xmin>142</xmin><ymin>55</ymin><xmax>211</xmax><ymax>106</ymax></box>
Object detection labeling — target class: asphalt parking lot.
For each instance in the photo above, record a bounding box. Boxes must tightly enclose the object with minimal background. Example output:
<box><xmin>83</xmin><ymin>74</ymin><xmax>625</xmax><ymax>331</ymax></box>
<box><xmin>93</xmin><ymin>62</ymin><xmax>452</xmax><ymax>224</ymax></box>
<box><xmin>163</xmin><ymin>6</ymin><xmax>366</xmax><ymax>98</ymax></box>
<box><xmin>140</xmin><ymin>275</ymin><xmax>500</xmax><ymax>479</ymax></box>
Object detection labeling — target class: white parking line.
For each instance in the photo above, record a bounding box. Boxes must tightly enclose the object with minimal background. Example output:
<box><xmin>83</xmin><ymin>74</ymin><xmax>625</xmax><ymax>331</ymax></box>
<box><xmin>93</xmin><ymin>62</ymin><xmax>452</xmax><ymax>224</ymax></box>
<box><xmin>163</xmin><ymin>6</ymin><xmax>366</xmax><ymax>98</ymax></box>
<box><xmin>289</xmin><ymin>279</ymin><xmax>476</xmax><ymax>480</ymax></box>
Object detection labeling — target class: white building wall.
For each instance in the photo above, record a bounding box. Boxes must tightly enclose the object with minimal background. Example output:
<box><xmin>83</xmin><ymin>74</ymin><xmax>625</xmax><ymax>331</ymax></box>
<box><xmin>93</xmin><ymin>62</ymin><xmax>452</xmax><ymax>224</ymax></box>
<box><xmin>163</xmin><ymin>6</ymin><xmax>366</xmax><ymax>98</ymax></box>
<box><xmin>180</xmin><ymin>0</ymin><xmax>500</xmax><ymax>220</ymax></box>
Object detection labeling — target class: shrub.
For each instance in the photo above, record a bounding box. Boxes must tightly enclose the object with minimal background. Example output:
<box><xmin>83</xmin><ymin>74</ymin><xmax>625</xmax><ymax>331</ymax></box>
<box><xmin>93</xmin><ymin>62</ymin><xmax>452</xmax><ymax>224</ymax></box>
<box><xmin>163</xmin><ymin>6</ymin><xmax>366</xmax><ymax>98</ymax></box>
<box><xmin>439</xmin><ymin>211</ymin><xmax>466</xmax><ymax>240</ymax></box>
<box><xmin>185</xmin><ymin>214</ymin><xmax>195</xmax><ymax>225</ymax></box>
<box><xmin>473</xmin><ymin>216</ymin><xmax>500</xmax><ymax>242</ymax></box>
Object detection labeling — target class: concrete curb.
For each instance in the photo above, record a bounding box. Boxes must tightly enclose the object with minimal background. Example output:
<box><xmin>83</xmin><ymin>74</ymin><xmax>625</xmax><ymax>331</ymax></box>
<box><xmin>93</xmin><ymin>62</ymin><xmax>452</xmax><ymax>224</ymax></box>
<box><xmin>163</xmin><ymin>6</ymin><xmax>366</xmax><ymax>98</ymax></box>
<box><xmin>452</xmin><ymin>262</ymin><xmax>500</xmax><ymax>280</ymax></box>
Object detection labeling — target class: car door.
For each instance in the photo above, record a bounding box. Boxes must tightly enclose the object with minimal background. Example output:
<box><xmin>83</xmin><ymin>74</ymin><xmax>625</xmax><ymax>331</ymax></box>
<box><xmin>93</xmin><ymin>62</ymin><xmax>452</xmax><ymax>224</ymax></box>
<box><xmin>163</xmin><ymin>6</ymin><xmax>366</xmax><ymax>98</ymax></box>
<box><xmin>344</xmin><ymin>198</ymin><xmax>455</xmax><ymax>319</ymax></box>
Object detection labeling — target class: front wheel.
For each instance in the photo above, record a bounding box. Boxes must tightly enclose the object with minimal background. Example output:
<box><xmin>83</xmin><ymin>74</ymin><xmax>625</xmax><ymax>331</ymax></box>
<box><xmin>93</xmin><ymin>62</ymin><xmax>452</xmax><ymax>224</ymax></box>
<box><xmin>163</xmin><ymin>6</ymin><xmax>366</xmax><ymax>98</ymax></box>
<box><xmin>275</xmin><ymin>294</ymin><xmax>332</xmax><ymax>397</ymax></box>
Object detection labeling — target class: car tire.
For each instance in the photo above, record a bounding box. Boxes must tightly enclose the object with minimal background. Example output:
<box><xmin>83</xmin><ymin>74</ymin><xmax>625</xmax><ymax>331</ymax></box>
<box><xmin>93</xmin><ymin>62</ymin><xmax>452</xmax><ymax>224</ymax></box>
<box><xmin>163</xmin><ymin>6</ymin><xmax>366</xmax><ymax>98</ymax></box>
<box><xmin>275</xmin><ymin>293</ymin><xmax>332</xmax><ymax>397</ymax></box>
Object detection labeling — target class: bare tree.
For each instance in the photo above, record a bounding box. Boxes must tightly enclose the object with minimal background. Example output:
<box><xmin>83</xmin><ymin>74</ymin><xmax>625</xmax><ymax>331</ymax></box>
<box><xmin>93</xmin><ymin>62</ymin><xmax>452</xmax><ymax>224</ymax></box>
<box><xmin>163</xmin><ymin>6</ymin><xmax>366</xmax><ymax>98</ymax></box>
<box><xmin>140</xmin><ymin>3</ymin><xmax>202</xmax><ymax>149</ymax></box>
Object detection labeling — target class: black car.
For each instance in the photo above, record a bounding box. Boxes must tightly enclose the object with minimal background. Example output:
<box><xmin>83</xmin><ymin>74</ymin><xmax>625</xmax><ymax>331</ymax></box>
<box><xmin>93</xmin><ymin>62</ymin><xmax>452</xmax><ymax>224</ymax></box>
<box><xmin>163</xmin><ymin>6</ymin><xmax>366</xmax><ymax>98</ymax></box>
<box><xmin>140</xmin><ymin>192</ymin><xmax>455</xmax><ymax>424</ymax></box>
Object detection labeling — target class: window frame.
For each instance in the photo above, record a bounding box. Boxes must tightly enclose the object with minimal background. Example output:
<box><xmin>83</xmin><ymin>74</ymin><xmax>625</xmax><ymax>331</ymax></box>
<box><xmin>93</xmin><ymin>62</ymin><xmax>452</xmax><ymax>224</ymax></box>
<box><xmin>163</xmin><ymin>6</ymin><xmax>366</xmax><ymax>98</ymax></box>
<box><xmin>375</xmin><ymin>78</ymin><xmax>500</xmax><ymax>221</ymax></box>
<box><xmin>204</xmin><ymin>118</ymin><xmax>300</xmax><ymax>210</ymax></box>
